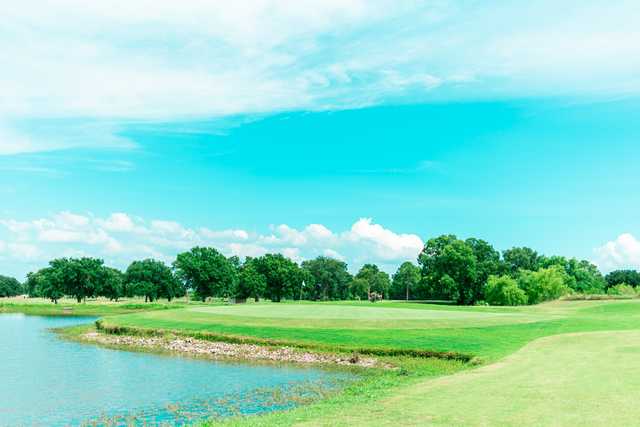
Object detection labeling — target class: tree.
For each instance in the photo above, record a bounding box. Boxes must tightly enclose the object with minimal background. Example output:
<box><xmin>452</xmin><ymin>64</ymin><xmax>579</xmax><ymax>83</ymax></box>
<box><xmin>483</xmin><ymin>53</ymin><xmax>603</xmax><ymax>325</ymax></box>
<box><xmin>418</xmin><ymin>235</ymin><xmax>478</xmax><ymax>304</ymax></box>
<box><xmin>540</xmin><ymin>256</ymin><xmax>606</xmax><ymax>294</ymax></box>
<box><xmin>390</xmin><ymin>262</ymin><xmax>420</xmax><ymax>300</ymax></box>
<box><xmin>100</xmin><ymin>267</ymin><xmax>125</xmax><ymax>301</ymax></box>
<box><xmin>349</xmin><ymin>277</ymin><xmax>369</xmax><ymax>300</ymax></box>
<box><xmin>484</xmin><ymin>275</ymin><xmax>528</xmax><ymax>306</ymax></box>
<box><xmin>173</xmin><ymin>247</ymin><xmax>237</xmax><ymax>301</ymax></box>
<box><xmin>28</xmin><ymin>268</ymin><xmax>64</xmax><ymax>304</ymax></box>
<box><xmin>125</xmin><ymin>259</ymin><xmax>181</xmax><ymax>302</ymax></box>
<box><xmin>44</xmin><ymin>257</ymin><xmax>106</xmax><ymax>303</ymax></box>
<box><xmin>301</xmin><ymin>256</ymin><xmax>352</xmax><ymax>300</ymax></box>
<box><xmin>236</xmin><ymin>259</ymin><xmax>266</xmax><ymax>302</ymax></box>
<box><xmin>517</xmin><ymin>266</ymin><xmax>570</xmax><ymax>304</ymax></box>
<box><xmin>607</xmin><ymin>283</ymin><xmax>637</xmax><ymax>297</ymax></box>
<box><xmin>252</xmin><ymin>254</ymin><xmax>301</xmax><ymax>302</ymax></box>
<box><xmin>605</xmin><ymin>270</ymin><xmax>640</xmax><ymax>289</ymax></box>
<box><xmin>354</xmin><ymin>264</ymin><xmax>391</xmax><ymax>299</ymax></box>
<box><xmin>466</xmin><ymin>238</ymin><xmax>502</xmax><ymax>300</ymax></box>
<box><xmin>0</xmin><ymin>275</ymin><xmax>23</xmax><ymax>297</ymax></box>
<box><xmin>502</xmin><ymin>247</ymin><xmax>540</xmax><ymax>276</ymax></box>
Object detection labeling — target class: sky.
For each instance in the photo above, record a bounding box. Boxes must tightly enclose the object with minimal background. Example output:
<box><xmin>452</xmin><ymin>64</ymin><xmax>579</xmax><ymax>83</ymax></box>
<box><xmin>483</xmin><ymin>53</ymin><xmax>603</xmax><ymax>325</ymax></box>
<box><xmin>1</xmin><ymin>0</ymin><xmax>640</xmax><ymax>279</ymax></box>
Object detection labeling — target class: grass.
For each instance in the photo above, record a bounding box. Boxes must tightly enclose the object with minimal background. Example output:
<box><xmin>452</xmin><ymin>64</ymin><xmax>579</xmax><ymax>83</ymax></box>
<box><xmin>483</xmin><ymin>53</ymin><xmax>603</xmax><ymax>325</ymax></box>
<box><xmin>100</xmin><ymin>299</ymin><xmax>640</xmax><ymax>361</ymax></box>
<box><xmin>6</xmin><ymin>297</ymin><xmax>640</xmax><ymax>425</ymax></box>
<box><xmin>0</xmin><ymin>296</ymin><xmax>196</xmax><ymax>316</ymax></box>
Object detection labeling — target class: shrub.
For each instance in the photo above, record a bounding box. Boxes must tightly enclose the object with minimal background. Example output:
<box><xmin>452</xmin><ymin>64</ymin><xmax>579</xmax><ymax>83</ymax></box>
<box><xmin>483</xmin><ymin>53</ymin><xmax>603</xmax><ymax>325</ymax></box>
<box><xmin>484</xmin><ymin>275</ymin><xmax>528</xmax><ymax>306</ymax></box>
<box><xmin>607</xmin><ymin>283</ymin><xmax>637</xmax><ymax>297</ymax></box>
<box><xmin>517</xmin><ymin>266</ymin><xmax>570</xmax><ymax>304</ymax></box>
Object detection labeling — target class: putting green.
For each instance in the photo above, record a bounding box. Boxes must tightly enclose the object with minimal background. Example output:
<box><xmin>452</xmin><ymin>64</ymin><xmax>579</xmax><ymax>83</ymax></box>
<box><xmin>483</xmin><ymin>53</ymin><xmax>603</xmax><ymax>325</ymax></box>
<box><xmin>188</xmin><ymin>304</ymin><xmax>521</xmax><ymax>320</ymax></box>
<box><xmin>302</xmin><ymin>330</ymin><xmax>640</xmax><ymax>426</ymax></box>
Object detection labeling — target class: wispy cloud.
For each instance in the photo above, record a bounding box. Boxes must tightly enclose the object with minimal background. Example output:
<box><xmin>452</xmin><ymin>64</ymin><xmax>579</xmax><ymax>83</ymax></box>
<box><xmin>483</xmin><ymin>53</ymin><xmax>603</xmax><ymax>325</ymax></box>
<box><xmin>1</xmin><ymin>0</ymin><xmax>639</xmax><ymax>155</ymax></box>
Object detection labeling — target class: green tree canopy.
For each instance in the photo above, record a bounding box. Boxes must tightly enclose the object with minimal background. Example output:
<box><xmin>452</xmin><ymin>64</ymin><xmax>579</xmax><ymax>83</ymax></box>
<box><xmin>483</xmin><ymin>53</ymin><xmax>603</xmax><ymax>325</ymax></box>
<box><xmin>605</xmin><ymin>270</ymin><xmax>640</xmax><ymax>289</ymax></box>
<box><xmin>484</xmin><ymin>275</ymin><xmax>528</xmax><ymax>306</ymax></box>
<box><xmin>502</xmin><ymin>247</ymin><xmax>541</xmax><ymax>276</ymax></box>
<box><xmin>252</xmin><ymin>253</ymin><xmax>302</xmax><ymax>302</ymax></box>
<box><xmin>301</xmin><ymin>256</ymin><xmax>352</xmax><ymax>300</ymax></box>
<box><xmin>517</xmin><ymin>266</ymin><xmax>570</xmax><ymax>304</ymax></box>
<box><xmin>390</xmin><ymin>262</ymin><xmax>420</xmax><ymax>300</ymax></box>
<box><xmin>418</xmin><ymin>235</ymin><xmax>478</xmax><ymax>304</ymax></box>
<box><xmin>173</xmin><ymin>247</ymin><xmax>238</xmax><ymax>301</ymax></box>
<box><xmin>43</xmin><ymin>257</ymin><xmax>106</xmax><ymax>303</ymax></box>
<box><xmin>100</xmin><ymin>267</ymin><xmax>125</xmax><ymax>301</ymax></box>
<box><xmin>125</xmin><ymin>259</ymin><xmax>181</xmax><ymax>302</ymax></box>
<box><xmin>540</xmin><ymin>256</ymin><xmax>606</xmax><ymax>294</ymax></box>
<box><xmin>236</xmin><ymin>258</ymin><xmax>267</xmax><ymax>302</ymax></box>
<box><xmin>0</xmin><ymin>275</ymin><xmax>23</xmax><ymax>297</ymax></box>
<box><xmin>355</xmin><ymin>264</ymin><xmax>391</xmax><ymax>299</ymax></box>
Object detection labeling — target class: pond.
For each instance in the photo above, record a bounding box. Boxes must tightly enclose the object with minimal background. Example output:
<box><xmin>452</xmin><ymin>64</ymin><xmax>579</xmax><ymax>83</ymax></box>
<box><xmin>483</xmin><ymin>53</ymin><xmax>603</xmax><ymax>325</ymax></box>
<box><xmin>0</xmin><ymin>314</ymin><xmax>352</xmax><ymax>426</ymax></box>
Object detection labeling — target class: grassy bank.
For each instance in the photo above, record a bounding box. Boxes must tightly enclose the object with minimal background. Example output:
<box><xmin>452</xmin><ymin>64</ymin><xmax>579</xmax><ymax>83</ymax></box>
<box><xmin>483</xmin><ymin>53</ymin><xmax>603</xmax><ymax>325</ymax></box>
<box><xmin>0</xmin><ymin>296</ymin><xmax>194</xmax><ymax>316</ymax></box>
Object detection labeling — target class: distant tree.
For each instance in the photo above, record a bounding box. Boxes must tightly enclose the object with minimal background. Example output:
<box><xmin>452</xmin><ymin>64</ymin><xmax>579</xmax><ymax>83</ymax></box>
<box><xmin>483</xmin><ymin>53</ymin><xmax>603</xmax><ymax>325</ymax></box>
<box><xmin>607</xmin><ymin>283</ymin><xmax>637</xmax><ymax>297</ymax></box>
<box><xmin>236</xmin><ymin>259</ymin><xmax>267</xmax><ymax>302</ymax></box>
<box><xmin>390</xmin><ymin>262</ymin><xmax>420</xmax><ymax>300</ymax></box>
<box><xmin>517</xmin><ymin>266</ymin><xmax>570</xmax><ymax>304</ymax></box>
<box><xmin>301</xmin><ymin>256</ymin><xmax>352</xmax><ymax>300</ymax></box>
<box><xmin>0</xmin><ymin>275</ymin><xmax>23</xmax><ymax>297</ymax></box>
<box><xmin>355</xmin><ymin>264</ymin><xmax>391</xmax><ymax>299</ymax></box>
<box><xmin>252</xmin><ymin>254</ymin><xmax>301</xmax><ymax>302</ymax></box>
<box><xmin>349</xmin><ymin>277</ymin><xmax>369</xmax><ymax>300</ymax></box>
<box><xmin>502</xmin><ymin>247</ymin><xmax>540</xmax><ymax>276</ymax></box>
<box><xmin>100</xmin><ymin>267</ymin><xmax>125</xmax><ymax>301</ymax></box>
<box><xmin>125</xmin><ymin>259</ymin><xmax>181</xmax><ymax>302</ymax></box>
<box><xmin>174</xmin><ymin>247</ymin><xmax>238</xmax><ymax>301</ymax></box>
<box><xmin>418</xmin><ymin>235</ymin><xmax>478</xmax><ymax>304</ymax></box>
<box><xmin>29</xmin><ymin>268</ymin><xmax>64</xmax><ymax>304</ymax></box>
<box><xmin>465</xmin><ymin>238</ymin><xmax>502</xmax><ymax>302</ymax></box>
<box><xmin>484</xmin><ymin>275</ymin><xmax>528</xmax><ymax>306</ymax></box>
<box><xmin>605</xmin><ymin>270</ymin><xmax>640</xmax><ymax>289</ymax></box>
<box><xmin>540</xmin><ymin>256</ymin><xmax>606</xmax><ymax>294</ymax></box>
<box><xmin>40</xmin><ymin>257</ymin><xmax>105</xmax><ymax>303</ymax></box>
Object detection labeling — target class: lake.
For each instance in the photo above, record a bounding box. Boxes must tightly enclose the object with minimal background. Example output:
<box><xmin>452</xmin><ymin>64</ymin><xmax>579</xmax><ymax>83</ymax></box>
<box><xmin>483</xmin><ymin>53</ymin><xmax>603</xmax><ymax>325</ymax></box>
<box><xmin>0</xmin><ymin>314</ymin><xmax>351</xmax><ymax>426</ymax></box>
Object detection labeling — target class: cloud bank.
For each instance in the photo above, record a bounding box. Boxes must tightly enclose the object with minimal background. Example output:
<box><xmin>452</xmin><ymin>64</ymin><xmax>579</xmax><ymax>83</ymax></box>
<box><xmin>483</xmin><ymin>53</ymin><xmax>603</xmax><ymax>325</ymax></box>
<box><xmin>0</xmin><ymin>212</ymin><xmax>424</xmax><ymax>278</ymax></box>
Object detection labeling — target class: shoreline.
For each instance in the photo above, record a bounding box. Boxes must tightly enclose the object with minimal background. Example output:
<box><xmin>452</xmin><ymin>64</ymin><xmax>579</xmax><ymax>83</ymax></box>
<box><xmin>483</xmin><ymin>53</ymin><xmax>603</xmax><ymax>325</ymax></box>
<box><xmin>78</xmin><ymin>329</ymin><xmax>392</xmax><ymax>370</ymax></box>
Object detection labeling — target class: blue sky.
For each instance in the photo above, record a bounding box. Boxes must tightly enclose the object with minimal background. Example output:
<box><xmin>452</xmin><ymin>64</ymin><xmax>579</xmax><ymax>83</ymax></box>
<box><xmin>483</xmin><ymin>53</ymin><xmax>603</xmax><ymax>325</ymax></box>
<box><xmin>1</xmin><ymin>1</ymin><xmax>639</xmax><ymax>278</ymax></box>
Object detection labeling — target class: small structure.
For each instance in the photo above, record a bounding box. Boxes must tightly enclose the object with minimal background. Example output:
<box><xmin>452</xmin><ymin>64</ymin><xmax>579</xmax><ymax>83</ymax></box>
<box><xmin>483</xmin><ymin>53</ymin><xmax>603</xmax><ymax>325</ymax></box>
<box><xmin>368</xmin><ymin>292</ymin><xmax>383</xmax><ymax>303</ymax></box>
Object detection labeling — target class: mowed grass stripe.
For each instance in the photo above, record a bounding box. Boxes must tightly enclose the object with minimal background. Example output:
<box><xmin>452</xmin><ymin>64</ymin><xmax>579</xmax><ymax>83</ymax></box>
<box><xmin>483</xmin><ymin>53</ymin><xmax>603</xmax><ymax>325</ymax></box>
<box><xmin>299</xmin><ymin>331</ymin><xmax>640</xmax><ymax>426</ymax></box>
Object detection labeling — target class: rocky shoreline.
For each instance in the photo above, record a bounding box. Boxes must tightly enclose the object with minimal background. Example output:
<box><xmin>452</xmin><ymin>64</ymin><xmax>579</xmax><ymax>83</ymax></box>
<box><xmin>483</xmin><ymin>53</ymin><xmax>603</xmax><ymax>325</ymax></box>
<box><xmin>81</xmin><ymin>331</ymin><xmax>389</xmax><ymax>369</ymax></box>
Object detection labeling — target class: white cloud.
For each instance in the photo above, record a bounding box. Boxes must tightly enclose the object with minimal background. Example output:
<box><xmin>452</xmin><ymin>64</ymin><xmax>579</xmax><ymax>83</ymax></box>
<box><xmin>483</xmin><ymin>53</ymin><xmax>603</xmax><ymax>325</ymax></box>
<box><xmin>1</xmin><ymin>0</ymin><xmax>639</xmax><ymax>155</ymax></box>
<box><xmin>0</xmin><ymin>212</ymin><xmax>424</xmax><ymax>278</ymax></box>
<box><xmin>594</xmin><ymin>233</ymin><xmax>640</xmax><ymax>271</ymax></box>
<box><xmin>344</xmin><ymin>218</ymin><xmax>424</xmax><ymax>261</ymax></box>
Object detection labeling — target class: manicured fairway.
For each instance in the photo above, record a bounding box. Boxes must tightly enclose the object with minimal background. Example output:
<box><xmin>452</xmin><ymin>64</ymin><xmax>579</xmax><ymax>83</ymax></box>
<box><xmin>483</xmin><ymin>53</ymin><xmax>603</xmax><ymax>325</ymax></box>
<box><xmin>189</xmin><ymin>303</ymin><xmax>529</xmax><ymax>321</ymax></box>
<box><xmin>103</xmin><ymin>300</ymin><xmax>640</xmax><ymax>360</ymax></box>
<box><xmin>298</xmin><ymin>331</ymin><xmax>640</xmax><ymax>426</ymax></box>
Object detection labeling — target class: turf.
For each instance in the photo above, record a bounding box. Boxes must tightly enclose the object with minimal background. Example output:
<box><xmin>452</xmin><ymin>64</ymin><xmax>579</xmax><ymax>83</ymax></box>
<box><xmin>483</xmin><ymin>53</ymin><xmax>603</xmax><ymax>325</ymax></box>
<box><xmin>294</xmin><ymin>331</ymin><xmax>640</xmax><ymax>426</ymax></box>
<box><xmin>102</xmin><ymin>299</ymin><xmax>640</xmax><ymax>361</ymax></box>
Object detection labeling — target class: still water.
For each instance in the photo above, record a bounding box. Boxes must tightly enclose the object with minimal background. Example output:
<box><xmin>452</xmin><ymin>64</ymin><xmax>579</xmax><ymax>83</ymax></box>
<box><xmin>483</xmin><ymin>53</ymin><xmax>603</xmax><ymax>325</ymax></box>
<box><xmin>0</xmin><ymin>314</ymin><xmax>350</xmax><ymax>426</ymax></box>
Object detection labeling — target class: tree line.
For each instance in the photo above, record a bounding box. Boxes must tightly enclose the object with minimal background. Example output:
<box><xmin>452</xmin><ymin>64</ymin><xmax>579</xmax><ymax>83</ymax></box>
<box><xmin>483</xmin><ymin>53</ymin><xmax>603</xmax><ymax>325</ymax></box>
<box><xmin>2</xmin><ymin>234</ymin><xmax>638</xmax><ymax>306</ymax></box>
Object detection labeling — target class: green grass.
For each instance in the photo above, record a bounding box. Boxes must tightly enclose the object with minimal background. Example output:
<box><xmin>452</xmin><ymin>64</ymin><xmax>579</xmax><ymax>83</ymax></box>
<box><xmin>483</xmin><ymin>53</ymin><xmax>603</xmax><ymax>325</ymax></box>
<box><xmin>101</xmin><ymin>299</ymin><xmax>640</xmax><ymax>361</ymax></box>
<box><xmin>0</xmin><ymin>296</ymin><xmax>194</xmax><ymax>316</ymax></box>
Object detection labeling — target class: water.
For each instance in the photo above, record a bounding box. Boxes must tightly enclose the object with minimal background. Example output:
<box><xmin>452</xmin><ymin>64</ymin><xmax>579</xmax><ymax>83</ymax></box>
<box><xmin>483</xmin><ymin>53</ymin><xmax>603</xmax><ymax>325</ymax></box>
<box><xmin>0</xmin><ymin>314</ymin><xmax>351</xmax><ymax>426</ymax></box>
